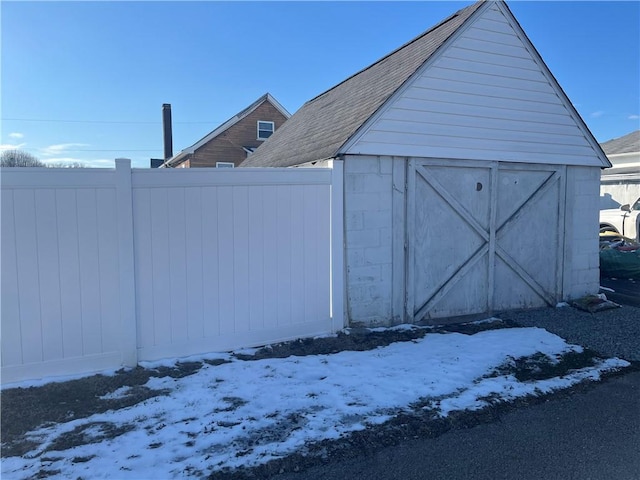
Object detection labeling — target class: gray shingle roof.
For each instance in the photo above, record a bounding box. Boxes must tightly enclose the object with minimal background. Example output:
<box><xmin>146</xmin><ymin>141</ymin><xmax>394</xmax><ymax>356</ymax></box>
<box><xmin>600</xmin><ymin>130</ymin><xmax>640</xmax><ymax>155</ymax></box>
<box><xmin>242</xmin><ymin>1</ymin><xmax>485</xmax><ymax>168</ymax></box>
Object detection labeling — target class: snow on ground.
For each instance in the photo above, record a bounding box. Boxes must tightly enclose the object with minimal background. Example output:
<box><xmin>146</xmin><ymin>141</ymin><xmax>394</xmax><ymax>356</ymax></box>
<box><xmin>2</xmin><ymin>327</ymin><xmax>629</xmax><ymax>479</ymax></box>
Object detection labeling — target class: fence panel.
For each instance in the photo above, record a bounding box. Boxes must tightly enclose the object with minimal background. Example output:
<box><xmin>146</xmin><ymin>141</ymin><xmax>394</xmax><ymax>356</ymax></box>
<box><xmin>1</xmin><ymin>169</ymin><xmax>124</xmax><ymax>384</ymax></box>
<box><xmin>131</xmin><ymin>167</ymin><xmax>339</xmax><ymax>361</ymax></box>
<box><xmin>1</xmin><ymin>161</ymin><xmax>343</xmax><ymax>384</ymax></box>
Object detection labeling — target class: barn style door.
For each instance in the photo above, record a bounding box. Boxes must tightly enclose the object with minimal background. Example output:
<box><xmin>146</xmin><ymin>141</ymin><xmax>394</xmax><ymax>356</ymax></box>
<box><xmin>406</xmin><ymin>159</ymin><xmax>565</xmax><ymax>322</ymax></box>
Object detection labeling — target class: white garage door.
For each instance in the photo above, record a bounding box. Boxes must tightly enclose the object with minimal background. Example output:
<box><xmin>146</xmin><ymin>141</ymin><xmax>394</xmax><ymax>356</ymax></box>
<box><xmin>407</xmin><ymin>159</ymin><xmax>565</xmax><ymax>321</ymax></box>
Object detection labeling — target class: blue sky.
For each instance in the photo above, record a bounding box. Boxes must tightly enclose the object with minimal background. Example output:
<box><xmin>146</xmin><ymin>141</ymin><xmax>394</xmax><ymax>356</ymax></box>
<box><xmin>2</xmin><ymin>1</ymin><xmax>639</xmax><ymax>168</ymax></box>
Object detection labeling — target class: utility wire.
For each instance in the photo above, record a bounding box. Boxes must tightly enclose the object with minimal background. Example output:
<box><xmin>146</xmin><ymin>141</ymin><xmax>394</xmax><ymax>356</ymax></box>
<box><xmin>3</xmin><ymin>117</ymin><xmax>220</xmax><ymax>125</ymax></box>
<box><xmin>21</xmin><ymin>147</ymin><xmax>162</xmax><ymax>152</ymax></box>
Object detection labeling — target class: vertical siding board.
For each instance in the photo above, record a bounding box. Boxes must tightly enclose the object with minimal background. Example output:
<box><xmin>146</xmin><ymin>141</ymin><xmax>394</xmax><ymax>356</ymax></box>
<box><xmin>132</xmin><ymin>187</ymin><xmax>154</xmax><ymax>350</ymax></box>
<box><xmin>276</xmin><ymin>186</ymin><xmax>293</xmax><ymax>326</ymax></box>
<box><xmin>217</xmin><ymin>186</ymin><xmax>235</xmax><ymax>334</ymax></box>
<box><xmin>290</xmin><ymin>185</ymin><xmax>306</xmax><ymax>324</ymax></box>
<box><xmin>316</xmin><ymin>184</ymin><xmax>331</xmax><ymax>323</ymax></box>
<box><xmin>184</xmin><ymin>187</ymin><xmax>205</xmax><ymax>340</ymax></box>
<box><xmin>201</xmin><ymin>186</ymin><xmax>220</xmax><ymax>337</ymax></box>
<box><xmin>150</xmin><ymin>188</ymin><xmax>171</xmax><ymax>346</ymax></box>
<box><xmin>34</xmin><ymin>189</ymin><xmax>64</xmax><ymax>361</ymax></box>
<box><xmin>232</xmin><ymin>186</ymin><xmax>250</xmax><ymax>333</ymax></box>
<box><xmin>76</xmin><ymin>189</ymin><xmax>102</xmax><ymax>355</ymax></box>
<box><xmin>96</xmin><ymin>188</ymin><xmax>120</xmax><ymax>353</ymax></box>
<box><xmin>261</xmin><ymin>186</ymin><xmax>279</xmax><ymax>329</ymax></box>
<box><xmin>247</xmin><ymin>186</ymin><xmax>265</xmax><ymax>331</ymax></box>
<box><xmin>167</xmin><ymin>188</ymin><xmax>189</xmax><ymax>345</ymax></box>
<box><xmin>303</xmin><ymin>186</ymin><xmax>319</xmax><ymax>324</ymax></box>
<box><xmin>13</xmin><ymin>189</ymin><xmax>44</xmax><ymax>364</ymax></box>
<box><xmin>55</xmin><ymin>189</ymin><xmax>83</xmax><ymax>358</ymax></box>
<box><xmin>1</xmin><ymin>190</ymin><xmax>23</xmax><ymax>365</ymax></box>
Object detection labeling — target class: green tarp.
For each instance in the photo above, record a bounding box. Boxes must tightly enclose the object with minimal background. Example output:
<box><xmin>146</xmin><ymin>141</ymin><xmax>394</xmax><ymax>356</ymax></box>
<box><xmin>600</xmin><ymin>248</ymin><xmax>640</xmax><ymax>280</ymax></box>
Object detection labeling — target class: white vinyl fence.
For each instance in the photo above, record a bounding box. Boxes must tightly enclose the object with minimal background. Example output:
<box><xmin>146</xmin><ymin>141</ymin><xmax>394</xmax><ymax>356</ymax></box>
<box><xmin>1</xmin><ymin>159</ymin><xmax>344</xmax><ymax>385</ymax></box>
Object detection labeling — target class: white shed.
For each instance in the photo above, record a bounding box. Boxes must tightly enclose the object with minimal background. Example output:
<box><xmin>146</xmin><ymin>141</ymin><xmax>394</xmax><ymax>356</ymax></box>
<box><xmin>243</xmin><ymin>0</ymin><xmax>611</xmax><ymax>326</ymax></box>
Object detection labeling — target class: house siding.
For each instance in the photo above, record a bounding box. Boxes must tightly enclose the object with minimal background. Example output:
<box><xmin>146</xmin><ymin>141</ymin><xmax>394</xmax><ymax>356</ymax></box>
<box><xmin>344</xmin><ymin>4</ymin><xmax>604</xmax><ymax>168</ymax></box>
<box><xmin>600</xmin><ymin>177</ymin><xmax>640</xmax><ymax>210</ymax></box>
<box><xmin>189</xmin><ymin>102</ymin><xmax>288</xmax><ymax>168</ymax></box>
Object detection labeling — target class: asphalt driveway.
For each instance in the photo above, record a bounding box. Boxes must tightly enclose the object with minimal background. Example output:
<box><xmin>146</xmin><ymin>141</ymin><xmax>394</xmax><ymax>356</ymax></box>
<box><xmin>600</xmin><ymin>277</ymin><xmax>640</xmax><ymax>308</ymax></box>
<box><xmin>275</xmin><ymin>304</ymin><xmax>640</xmax><ymax>480</ymax></box>
<box><xmin>274</xmin><ymin>371</ymin><xmax>640</xmax><ymax>480</ymax></box>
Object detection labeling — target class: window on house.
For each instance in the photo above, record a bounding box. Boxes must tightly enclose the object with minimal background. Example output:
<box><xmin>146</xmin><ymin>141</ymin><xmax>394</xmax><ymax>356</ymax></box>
<box><xmin>257</xmin><ymin>121</ymin><xmax>275</xmax><ymax>140</ymax></box>
<box><xmin>216</xmin><ymin>162</ymin><xmax>234</xmax><ymax>168</ymax></box>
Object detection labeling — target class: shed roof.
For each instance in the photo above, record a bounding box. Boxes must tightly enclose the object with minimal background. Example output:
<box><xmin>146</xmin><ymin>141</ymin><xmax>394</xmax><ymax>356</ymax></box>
<box><xmin>601</xmin><ymin>130</ymin><xmax>640</xmax><ymax>155</ymax></box>
<box><xmin>243</xmin><ymin>0</ymin><xmax>609</xmax><ymax>169</ymax></box>
<box><xmin>242</xmin><ymin>1</ymin><xmax>484</xmax><ymax>168</ymax></box>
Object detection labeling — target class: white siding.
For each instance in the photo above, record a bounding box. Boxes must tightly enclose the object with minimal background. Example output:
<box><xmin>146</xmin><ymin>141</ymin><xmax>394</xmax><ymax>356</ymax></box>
<box><xmin>344</xmin><ymin>4</ymin><xmax>606</xmax><ymax>168</ymax></box>
<box><xmin>600</xmin><ymin>173</ymin><xmax>640</xmax><ymax>209</ymax></box>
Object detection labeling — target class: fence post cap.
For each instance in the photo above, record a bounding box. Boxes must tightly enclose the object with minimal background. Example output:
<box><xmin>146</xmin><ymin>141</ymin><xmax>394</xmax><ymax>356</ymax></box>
<box><xmin>115</xmin><ymin>158</ymin><xmax>132</xmax><ymax>168</ymax></box>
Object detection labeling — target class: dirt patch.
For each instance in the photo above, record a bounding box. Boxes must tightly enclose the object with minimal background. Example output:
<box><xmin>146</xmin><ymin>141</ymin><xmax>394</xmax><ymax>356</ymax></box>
<box><xmin>233</xmin><ymin>319</ymin><xmax>508</xmax><ymax>362</ymax></box>
<box><xmin>0</xmin><ymin>361</ymin><xmax>207</xmax><ymax>457</ymax></box>
<box><xmin>1</xmin><ymin>319</ymin><xmax>632</xmax><ymax>479</ymax></box>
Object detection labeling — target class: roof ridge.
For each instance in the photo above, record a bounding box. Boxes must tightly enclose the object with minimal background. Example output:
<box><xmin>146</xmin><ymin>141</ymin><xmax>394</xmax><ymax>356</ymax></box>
<box><xmin>305</xmin><ymin>1</ymin><xmax>483</xmax><ymax>105</ymax></box>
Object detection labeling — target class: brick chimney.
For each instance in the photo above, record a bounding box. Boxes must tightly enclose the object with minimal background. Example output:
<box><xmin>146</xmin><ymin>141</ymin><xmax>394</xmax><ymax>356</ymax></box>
<box><xmin>162</xmin><ymin>103</ymin><xmax>173</xmax><ymax>159</ymax></box>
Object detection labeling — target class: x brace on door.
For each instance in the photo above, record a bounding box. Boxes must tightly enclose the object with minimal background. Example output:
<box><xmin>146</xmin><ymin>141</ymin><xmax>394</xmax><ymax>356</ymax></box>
<box><xmin>412</xmin><ymin>164</ymin><xmax>560</xmax><ymax>321</ymax></box>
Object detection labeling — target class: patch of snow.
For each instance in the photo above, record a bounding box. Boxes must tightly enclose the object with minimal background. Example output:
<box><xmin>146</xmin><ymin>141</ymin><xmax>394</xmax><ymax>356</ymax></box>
<box><xmin>368</xmin><ymin>323</ymin><xmax>422</xmax><ymax>333</ymax></box>
<box><xmin>556</xmin><ymin>302</ymin><xmax>570</xmax><ymax>308</ymax></box>
<box><xmin>139</xmin><ymin>352</ymin><xmax>231</xmax><ymax>370</ymax></box>
<box><xmin>466</xmin><ymin>317</ymin><xmax>502</xmax><ymax>325</ymax></box>
<box><xmin>99</xmin><ymin>386</ymin><xmax>134</xmax><ymax>401</ymax></box>
<box><xmin>1</xmin><ymin>328</ymin><xmax>630</xmax><ymax>480</ymax></box>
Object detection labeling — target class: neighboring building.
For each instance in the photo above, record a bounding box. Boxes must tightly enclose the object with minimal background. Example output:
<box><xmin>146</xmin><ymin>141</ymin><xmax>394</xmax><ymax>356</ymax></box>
<box><xmin>242</xmin><ymin>0</ymin><xmax>610</xmax><ymax>326</ymax></box>
<box><xmin>162</xmin><ymin>93</ymin><xmax>290</xmax><ymax>168</ymax></box>
<box><xmin>600</xmin><ymin>130</ymin><xmax>640</xmax><ymax>209</ymax></box>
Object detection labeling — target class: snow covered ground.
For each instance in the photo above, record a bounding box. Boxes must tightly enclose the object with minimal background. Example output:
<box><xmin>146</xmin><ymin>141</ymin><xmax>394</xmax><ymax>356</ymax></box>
<box><xmin>1</xmin><ymin>325</ymin><xmax>630</xmax><ymax>479</ymax></box>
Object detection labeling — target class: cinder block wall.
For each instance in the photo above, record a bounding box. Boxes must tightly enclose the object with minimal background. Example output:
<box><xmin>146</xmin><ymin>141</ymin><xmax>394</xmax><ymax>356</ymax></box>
<box><xmin>344</xmin><ymin>157</ymin><xmax>395</xmax><ymax>325</ymax></box>
<box><xmin>564</xmin><ymin>166</ymin><xmax>601</xmax><ymax>299</ymax></box>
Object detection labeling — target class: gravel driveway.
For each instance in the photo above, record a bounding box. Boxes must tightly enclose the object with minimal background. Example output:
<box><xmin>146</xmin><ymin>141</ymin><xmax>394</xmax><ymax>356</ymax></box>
<box><xmin>498</xmin><ymin>304</ymin><xmax>640</xmax><ymax>362</ymax></box>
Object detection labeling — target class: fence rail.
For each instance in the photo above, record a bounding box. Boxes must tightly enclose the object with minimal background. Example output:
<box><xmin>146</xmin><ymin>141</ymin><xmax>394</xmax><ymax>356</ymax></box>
<box><xmin>1</xmin><ymin>160</ymin><xmax>343</xmax><ymax>385</ymax></box>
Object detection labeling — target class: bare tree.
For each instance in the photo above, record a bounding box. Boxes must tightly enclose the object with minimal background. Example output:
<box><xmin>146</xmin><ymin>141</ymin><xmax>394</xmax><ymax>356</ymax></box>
<box><xmin>47</xmin><ymin>161</ymin><xmax>87</xmax><ymax>168</ymax></box>
<box><xmin>1</xmin><ymin>151</ymin><xmax>88</xmax><ymax>168</ymax></box>
<box><xmin>0</xmin><ymin>150</ymin><xmax>45</xmax><ymax>167</ymax></box>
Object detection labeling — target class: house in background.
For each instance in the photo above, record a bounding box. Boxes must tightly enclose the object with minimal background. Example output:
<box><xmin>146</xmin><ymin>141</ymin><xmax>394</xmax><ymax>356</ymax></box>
<box><xmin>243</xmin><ymin>0</ymin><xmax>610</xmax><ymax>326</ymax></box>
<box><xmin>162</xmin><ymin>93</ymin><xmax>290</xmax><ymax>168</ymax></box>
<box><xmin>600</xmin><ymin>130</ymin><xmax>640</xmax><ymax>209</ymax></box>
